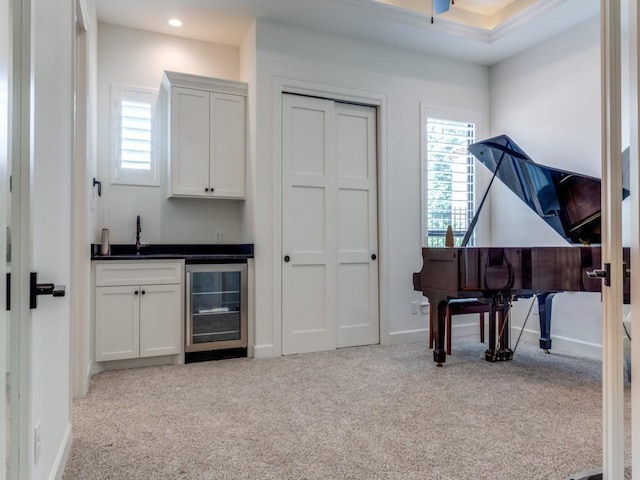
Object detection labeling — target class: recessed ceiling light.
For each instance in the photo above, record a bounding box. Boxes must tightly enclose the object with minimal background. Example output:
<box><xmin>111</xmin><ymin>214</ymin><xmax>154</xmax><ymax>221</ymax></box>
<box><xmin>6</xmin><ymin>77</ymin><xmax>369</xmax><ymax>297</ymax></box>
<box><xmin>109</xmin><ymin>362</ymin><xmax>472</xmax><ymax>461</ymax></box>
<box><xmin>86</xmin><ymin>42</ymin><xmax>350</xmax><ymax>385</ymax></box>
<box><xmin>168</xmin><ymin>18</ymin><xmax>183</xmax><ymax>28</ymax></box>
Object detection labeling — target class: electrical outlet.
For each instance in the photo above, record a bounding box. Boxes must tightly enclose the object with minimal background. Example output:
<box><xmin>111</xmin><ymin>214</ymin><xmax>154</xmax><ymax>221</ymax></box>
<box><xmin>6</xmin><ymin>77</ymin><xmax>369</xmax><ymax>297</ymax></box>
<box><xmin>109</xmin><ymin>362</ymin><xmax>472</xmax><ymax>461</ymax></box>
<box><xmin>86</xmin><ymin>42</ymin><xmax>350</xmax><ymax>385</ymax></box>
<box><xmin>34</xmin><ymin>421</ymin><xmax>41</xmax><ymax>465</ymax></box>
<box><xmin>214</xmin><ymin>231</ymin><xmax>223</xmax><ymax>243</ymax></box>
<box><xmin>411</xmin><ymin>301</ymin><xmax>418</xmax><ymax>314</ymax></box>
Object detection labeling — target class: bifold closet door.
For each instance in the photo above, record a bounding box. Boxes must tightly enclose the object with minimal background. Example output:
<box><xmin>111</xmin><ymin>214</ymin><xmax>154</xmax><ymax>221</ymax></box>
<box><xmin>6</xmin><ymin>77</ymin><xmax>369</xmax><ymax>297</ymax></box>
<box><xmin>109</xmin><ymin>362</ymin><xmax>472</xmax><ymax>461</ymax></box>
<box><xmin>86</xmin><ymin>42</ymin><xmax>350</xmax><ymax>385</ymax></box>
<box><xmin>335</xmin><ymin>102</ymin><xmax>379</xmax><ymax>348</ymax></box>
<box><xmin>282</xmin><ymin>94</ymin><xmax>378</xmax><ymax>355</ymax></box>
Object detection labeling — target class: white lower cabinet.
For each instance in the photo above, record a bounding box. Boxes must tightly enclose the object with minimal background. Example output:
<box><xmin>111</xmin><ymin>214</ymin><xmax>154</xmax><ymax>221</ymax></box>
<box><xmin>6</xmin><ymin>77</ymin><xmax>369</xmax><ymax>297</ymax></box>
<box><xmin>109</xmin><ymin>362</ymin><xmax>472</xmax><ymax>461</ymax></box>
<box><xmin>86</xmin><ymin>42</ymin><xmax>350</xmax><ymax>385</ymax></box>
<box><xmin>94</xmin><ymin>261</ymin><xmax>183</xmax><ymax>362</ymax></box>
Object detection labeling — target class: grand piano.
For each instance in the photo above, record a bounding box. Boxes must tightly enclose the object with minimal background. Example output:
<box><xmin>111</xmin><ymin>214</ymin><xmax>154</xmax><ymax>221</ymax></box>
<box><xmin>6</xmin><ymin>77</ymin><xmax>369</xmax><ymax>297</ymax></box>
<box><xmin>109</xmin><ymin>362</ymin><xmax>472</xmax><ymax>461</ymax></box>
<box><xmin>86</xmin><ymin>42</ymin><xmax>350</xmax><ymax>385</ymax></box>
<box><xmin>413</xmin><ymin>134</ymin><xmax>630</xmax><ymax>365</ymax></box>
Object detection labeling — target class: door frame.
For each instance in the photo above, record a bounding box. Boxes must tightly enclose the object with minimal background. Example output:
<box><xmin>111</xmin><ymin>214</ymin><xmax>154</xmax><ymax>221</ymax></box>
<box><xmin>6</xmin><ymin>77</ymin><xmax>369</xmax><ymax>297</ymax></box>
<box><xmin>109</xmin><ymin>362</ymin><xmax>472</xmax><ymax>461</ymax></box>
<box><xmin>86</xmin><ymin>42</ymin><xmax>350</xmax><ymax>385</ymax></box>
<box><xmin>271</xmin><ymin>77</ymin><xmax>388</xmax><ymax>357</ymax></box>
<box><xmin>600</xmin><ymin>0</ymin><xmax>625</xmax><ymax>477</ymax></box>
<box><xmin>9</xmin><ymin>0</ymin><xmax>32</xmax><ymax>476</ymax></box>
<box><xmin>628</xmin><ymin>0</ymin><xmax>640</xmax><ymax>476</ymax></box>
<box><xmin>1</xmin><ymin>0</ymin><xmax>9</xmax><ymax>475</ymax></box>
<box><xmin>71</xmin><ymin>0</ymin><xmax>91</xmax><ymax>398</ymax></box>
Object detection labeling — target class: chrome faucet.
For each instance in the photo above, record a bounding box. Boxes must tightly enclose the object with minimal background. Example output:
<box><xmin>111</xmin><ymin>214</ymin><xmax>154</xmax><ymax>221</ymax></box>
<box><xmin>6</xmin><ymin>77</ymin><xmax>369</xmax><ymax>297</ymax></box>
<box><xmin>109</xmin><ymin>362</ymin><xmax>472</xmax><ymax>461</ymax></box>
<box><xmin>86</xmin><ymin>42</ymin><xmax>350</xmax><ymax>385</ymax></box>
<box><xmin>136</xmin><ymin>215</ymin><xmax>142</xmax><ymax>254</ymax></box>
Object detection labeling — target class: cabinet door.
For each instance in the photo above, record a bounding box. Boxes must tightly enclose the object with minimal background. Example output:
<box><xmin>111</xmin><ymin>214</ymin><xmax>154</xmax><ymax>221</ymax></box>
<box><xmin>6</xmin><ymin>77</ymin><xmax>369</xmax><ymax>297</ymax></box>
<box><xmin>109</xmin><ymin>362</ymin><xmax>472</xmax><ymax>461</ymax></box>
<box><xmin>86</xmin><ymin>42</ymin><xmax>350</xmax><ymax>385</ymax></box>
<box><xmin>95</xmin><ymin>286</ymin><xmax>140</xmax><ymax>361</ymax></box>
<box><xmin>139</xmin><ymin>284</ymin><xmax>182</xmax><ymax>357</ymax></box>
<box><xmin>170</xmin><ymin>87</ymin><xmax>211</xmax><ymax>197</ymax></box>
<box><xmin>210</xmin><ymin>92</ymin><xmax>246</xmax><ymax>198</ymax></box>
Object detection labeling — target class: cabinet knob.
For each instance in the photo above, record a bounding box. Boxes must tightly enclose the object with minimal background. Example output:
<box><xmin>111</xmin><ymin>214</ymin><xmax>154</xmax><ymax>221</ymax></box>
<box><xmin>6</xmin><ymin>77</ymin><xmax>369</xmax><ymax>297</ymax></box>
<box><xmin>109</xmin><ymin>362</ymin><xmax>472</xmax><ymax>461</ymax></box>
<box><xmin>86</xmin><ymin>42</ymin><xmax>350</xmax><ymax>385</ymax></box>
<box><xmin>205</xmin><ymin>187</ymin><xmax>209</xmax><ymax>192</ymax></box>
<box><xmin>134</xmin><ymin>290</ymin><xmax>139</xmax><ymax>295</ymax></box>
<box><xmin>141</xmin><ymin>290</ymin><xmax>146</xmax><ymax>295</ymax></box>
<box><xmin>284</xmin><ymin>255</ymin><xmax>290</xmax><ymax>263</ymax></box>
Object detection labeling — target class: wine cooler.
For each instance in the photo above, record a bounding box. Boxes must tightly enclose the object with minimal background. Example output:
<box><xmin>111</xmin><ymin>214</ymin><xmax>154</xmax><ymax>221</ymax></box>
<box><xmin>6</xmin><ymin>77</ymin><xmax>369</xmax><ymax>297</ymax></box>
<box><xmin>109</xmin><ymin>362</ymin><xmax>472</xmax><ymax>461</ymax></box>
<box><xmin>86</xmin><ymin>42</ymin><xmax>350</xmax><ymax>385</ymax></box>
<box><xmin>185</xmin><ymin>263</ymin><xmax>247</xmax><ymax>352</ymax></box>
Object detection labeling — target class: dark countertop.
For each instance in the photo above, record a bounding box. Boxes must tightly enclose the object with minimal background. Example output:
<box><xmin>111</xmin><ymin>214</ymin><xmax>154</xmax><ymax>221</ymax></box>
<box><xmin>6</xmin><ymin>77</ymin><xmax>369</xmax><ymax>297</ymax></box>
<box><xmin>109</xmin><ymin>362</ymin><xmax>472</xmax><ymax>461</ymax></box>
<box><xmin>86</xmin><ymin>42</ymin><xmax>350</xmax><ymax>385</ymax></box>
<box><xmin>91</xmin><ymin>243</ymin><xmax>254</xmax><ymax>263</ymax></box>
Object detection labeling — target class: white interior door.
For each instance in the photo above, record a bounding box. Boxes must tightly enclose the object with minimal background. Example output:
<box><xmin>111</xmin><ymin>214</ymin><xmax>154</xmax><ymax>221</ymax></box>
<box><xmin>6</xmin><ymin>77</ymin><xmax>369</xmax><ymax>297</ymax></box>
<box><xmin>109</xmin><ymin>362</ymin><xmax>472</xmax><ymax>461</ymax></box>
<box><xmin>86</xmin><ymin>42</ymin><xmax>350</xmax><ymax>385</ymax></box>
<box><xmin>282</xmin><ymin>95</ymin><xmax>337</xmax><ymax>355</ymax></box>
<box><xmin>282</xmin><ymin>94</ymin><xmax>379</xmax><ymax>355</ymax></box>
<box><xmin>335</xmin><ymin>103</ymin><xmax>379</xmax><ymax>348</ymax></box>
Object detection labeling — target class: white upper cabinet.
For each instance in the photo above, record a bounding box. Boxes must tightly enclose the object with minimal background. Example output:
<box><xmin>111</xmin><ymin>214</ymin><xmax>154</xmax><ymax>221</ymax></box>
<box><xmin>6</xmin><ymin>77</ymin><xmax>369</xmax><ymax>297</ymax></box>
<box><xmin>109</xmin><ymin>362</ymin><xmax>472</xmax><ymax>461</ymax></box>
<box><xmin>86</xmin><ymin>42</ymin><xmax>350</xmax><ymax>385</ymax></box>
<box><xmin>161</xmin><ymin>71</ymin><xmax>247</xmax><ymax>199</ymax></box>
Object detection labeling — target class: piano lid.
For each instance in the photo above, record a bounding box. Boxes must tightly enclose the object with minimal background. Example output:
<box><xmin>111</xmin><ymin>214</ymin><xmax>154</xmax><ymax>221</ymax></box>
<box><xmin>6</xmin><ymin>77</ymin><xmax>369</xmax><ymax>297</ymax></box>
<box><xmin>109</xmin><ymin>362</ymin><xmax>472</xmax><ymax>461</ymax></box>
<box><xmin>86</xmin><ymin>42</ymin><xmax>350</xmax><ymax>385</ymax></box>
<box><xmin>468</xmin><ymin>135</ymin><xmax>630</xmax><ymax>245</ymax></box>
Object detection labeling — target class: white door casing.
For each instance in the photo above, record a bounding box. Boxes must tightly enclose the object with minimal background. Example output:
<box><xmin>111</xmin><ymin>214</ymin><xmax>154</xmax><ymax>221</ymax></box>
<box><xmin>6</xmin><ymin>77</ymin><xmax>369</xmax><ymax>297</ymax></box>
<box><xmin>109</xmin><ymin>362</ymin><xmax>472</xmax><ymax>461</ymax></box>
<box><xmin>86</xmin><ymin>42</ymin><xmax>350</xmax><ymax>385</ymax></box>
<box><xmin>0</xmin><ymin>0</ymin><xmax>9</xmax><ymax>475</ymax></box>
<box><xmin>630</xmin><ymin>1</ymin><xmax>640</xmax><ymax>477</ymax></box>
<box><xmin>282</xmin><ymin>94</ymin><xmax>379</xmax><ymax>355</ymax></box>
<box><xmin>8</xmin><ymin>0</ymin><xmax>31</xmax><ymax>476</ymax></box>
<box><xmin>600</xmin><ymin>1</ymin><xmax>625</xmax><ymax>477</ymax></box>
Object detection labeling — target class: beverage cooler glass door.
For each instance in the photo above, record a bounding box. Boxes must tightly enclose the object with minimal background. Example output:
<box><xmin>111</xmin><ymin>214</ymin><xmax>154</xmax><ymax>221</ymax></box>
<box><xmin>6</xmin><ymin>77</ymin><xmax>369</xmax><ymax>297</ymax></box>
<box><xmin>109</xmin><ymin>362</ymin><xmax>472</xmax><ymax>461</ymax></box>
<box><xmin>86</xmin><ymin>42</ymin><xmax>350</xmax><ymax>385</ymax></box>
<box><xmin>186</xmin><ymin>264</ymin><xmax>247</xmax><ymax>352</ymax></box>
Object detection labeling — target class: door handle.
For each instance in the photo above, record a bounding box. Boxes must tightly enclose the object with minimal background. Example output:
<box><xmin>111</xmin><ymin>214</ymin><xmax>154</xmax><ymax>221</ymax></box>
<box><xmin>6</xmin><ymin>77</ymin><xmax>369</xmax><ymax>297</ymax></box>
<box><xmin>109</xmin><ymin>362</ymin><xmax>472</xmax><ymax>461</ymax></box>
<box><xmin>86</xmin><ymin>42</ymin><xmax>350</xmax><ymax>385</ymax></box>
<box><xmin>586</xmin><ymin>262</ymin><xmax>630</xmax><ymax>287</ymax></box>
<box><xmin>284</xmin><ymin>255</ymin><xmax>290</xmax><ymax>262</ymax></box>
<box><xmin>30</xmin><ymin>272</ymin><xmax>66</xmax><ymax>309</ymax></box>
<box><xmin>586</xmin><ymin>263</ymin><xmax>611</xmax><ymax>287</ymax></box>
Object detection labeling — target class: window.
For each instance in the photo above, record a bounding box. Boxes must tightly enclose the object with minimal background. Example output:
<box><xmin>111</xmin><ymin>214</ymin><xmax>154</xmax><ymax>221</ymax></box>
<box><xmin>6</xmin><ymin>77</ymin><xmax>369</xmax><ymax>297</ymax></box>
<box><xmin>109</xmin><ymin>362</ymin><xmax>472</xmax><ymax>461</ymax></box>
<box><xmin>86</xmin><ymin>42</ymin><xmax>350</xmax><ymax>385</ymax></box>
<box><xmin>111</xmin><ymin>85</ymin><xmax>158</xmax><ymax>186</ymax></box>
<box><xmin>423</xmin><ymin>115</ymin><xmax>477</xmax><ymax>247</ymax></box>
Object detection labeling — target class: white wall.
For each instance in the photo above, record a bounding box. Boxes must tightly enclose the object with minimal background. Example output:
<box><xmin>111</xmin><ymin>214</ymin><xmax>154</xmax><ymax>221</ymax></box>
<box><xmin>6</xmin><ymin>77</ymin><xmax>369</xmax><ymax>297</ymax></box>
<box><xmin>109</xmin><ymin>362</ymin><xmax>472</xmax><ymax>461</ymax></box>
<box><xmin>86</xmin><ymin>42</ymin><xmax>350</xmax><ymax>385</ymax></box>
<box><xmin>96</xmin><ymin>24</ymin><xmax>244</xmax><ymax>245</ymax></box>
<box><xmin>250</xmin><ymin>20</ymin><xmax>490</xmax><ymax>357</ymax></box>
<box><xmin>31</xmin><ymin>0</ymin><xmax>74</xmax><ymax>477</ymax></box>
<box><xmin>239</xmin><ymin>22</ymin><xmax>257</xmax><ymax>244</ymax></box>
<box><xmin>490</xmin><ymin>16</ymin><xmax>613</xmax><ymax>358</ymax></box>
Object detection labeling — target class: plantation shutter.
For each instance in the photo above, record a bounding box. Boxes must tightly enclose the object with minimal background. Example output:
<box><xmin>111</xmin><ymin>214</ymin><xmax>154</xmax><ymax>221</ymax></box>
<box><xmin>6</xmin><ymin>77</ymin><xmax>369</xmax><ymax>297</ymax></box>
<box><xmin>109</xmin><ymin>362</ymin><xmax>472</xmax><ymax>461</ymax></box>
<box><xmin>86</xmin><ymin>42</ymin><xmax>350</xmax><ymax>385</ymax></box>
<box><xmin>426</xmin><ymin>118</ymin><xmax>476</xmax><ymax>247</ymax></box>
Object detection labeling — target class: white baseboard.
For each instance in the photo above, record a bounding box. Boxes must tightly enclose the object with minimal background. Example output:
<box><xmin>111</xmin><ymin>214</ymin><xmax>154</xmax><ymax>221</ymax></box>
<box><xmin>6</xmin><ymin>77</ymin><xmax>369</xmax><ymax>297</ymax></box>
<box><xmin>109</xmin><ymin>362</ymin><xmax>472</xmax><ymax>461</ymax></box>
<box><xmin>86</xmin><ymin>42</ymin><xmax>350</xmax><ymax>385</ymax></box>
<box><xmin>544</xmin><ymin>334</ymin><xmax>602</xmax><ymax>360</ymax></box>
<box><xmin>450</xmin><ymin>321</ymin><xmax>484</xmax><ymax>339</ymax></box>
<box><xmin>50</xmin><ymin>422</ymin><xmax>72</xmax><ymax>480</ymax></box>
<box><xmin>252</xmin><ymin>344</ymin><xmax>276</xmax><ymax>358</ymax></box>
<box><xmin>449</xmin><ymin>324</ymin><xmax>604</xmax><ymax>361</ymax></box>
<box><xmin>510</xmin><ymin>328</ymin><xmax>602</xmax><ymax>360</ymax></box>
<box><xmin>386</xmin><ymin>328</ymin><xmax>429</xmax><ymax>345</ymax></box>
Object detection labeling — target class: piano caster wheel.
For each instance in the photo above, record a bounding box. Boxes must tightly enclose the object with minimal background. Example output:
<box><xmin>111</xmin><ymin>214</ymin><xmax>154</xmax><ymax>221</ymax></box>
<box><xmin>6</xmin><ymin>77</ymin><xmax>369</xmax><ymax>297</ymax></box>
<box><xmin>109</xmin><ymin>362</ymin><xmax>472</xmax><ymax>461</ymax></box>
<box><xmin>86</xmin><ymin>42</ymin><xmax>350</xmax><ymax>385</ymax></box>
<box><xmin>436</xmin><ymin>363</ymin><xmax>443</xmax><ymax>368</ymax></box>
<box><xmin>543</xmin><ymin>349</ymin><xmax>551</xmax><ymax>354</ymax></box>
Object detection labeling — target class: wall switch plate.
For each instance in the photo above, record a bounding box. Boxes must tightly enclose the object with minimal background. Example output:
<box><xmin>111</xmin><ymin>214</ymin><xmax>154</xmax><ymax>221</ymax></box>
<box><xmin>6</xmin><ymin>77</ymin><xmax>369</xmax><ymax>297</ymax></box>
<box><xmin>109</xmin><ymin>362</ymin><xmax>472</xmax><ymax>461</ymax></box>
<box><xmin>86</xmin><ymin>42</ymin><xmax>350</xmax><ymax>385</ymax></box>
<box><xmin>34</xmin><ymin>421</ymin><xmax>41</xmax><ymax>465</ymax></box>
<box><xmin>411</xmin><ymin>301</ymin><xmax>418</xmax><ymax>315</ymax></box>
<box><xmin>214</xmin><ymin>231</ymin><xmax>223</xmax><ymax>243</ymax></box>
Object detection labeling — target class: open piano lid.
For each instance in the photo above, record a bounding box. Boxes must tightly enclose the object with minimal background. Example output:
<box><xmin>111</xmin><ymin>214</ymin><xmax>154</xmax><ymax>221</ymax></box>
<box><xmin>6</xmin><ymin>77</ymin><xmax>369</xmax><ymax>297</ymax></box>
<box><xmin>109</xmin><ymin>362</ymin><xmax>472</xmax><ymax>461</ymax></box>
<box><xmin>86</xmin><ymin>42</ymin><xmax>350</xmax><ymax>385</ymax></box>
<box><xmin>468</xmin><ymin>135</ymin><xmax>630</xmax><ymax>245</ymax></box>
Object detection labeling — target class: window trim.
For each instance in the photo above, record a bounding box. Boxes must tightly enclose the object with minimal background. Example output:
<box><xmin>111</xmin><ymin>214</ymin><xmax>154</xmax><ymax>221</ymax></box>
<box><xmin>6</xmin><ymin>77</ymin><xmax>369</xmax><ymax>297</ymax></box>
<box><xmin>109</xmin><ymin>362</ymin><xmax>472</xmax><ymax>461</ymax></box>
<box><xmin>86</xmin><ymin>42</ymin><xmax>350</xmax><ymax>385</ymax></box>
<box><xmin>420</xmin><ymin>104</ymin><xmax>482</xmax><ymax>248</ymax></box>
<box><xmin>111</xmin><ymin>84</ymin><xmax>159</xmax><ymax>186</ymax></box>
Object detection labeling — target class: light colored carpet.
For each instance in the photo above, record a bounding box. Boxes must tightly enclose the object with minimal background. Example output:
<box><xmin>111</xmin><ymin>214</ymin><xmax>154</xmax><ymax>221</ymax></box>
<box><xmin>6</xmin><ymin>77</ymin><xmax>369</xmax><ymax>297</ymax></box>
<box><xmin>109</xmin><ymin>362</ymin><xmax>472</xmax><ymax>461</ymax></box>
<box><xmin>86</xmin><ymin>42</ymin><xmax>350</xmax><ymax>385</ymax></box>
<box><xmin>63</xmin><ymin>338</ymin><xmax>631</xmax><ymax>480</ymax></box>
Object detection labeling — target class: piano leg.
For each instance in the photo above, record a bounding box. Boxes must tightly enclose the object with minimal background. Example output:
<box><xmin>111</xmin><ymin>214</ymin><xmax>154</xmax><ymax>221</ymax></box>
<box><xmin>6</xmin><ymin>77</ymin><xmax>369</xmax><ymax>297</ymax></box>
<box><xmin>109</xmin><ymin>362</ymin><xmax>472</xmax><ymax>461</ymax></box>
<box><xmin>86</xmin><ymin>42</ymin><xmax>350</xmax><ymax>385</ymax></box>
<box><xmin>537</xmin><ymin>292</ymin><xmax>555</xmax><ymax>352</ymax></box>
<box><xmin>430</xmin><ymin>298</ymin><xmax>448</xmax><ymax>365</ymax></box>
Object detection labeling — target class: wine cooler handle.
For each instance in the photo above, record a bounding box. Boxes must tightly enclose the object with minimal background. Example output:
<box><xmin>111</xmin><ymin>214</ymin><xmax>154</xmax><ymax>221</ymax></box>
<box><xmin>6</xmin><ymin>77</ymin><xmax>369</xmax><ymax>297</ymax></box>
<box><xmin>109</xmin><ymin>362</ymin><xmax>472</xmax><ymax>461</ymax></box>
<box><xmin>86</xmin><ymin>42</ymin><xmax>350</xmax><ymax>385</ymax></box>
<box><xmin>185</xmin><ymin>271</ymin><xmax>192</xmax><ymax>348</ymax></box>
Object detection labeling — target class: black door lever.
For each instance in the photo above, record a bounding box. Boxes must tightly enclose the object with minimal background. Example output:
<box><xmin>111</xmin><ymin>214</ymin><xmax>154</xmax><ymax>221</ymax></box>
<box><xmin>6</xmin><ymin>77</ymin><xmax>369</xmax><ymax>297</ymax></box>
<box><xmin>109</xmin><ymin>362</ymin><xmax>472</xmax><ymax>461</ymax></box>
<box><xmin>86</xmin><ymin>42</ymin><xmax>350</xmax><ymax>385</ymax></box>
<box><xmin>30</xmin><ymin>272</ymin><xmax>65</xmax><ymax>309</ymax></box>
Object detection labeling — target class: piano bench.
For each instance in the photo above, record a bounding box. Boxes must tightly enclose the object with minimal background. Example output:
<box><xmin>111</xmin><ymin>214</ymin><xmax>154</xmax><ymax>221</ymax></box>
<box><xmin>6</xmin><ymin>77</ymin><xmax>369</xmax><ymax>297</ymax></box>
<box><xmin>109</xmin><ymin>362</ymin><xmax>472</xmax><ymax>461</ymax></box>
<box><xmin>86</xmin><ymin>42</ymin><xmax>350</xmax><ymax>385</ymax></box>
<box><xmin>435</xmin><ymin>299</ymin><xmax>491</xmax><ymax>356</ymax></box>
